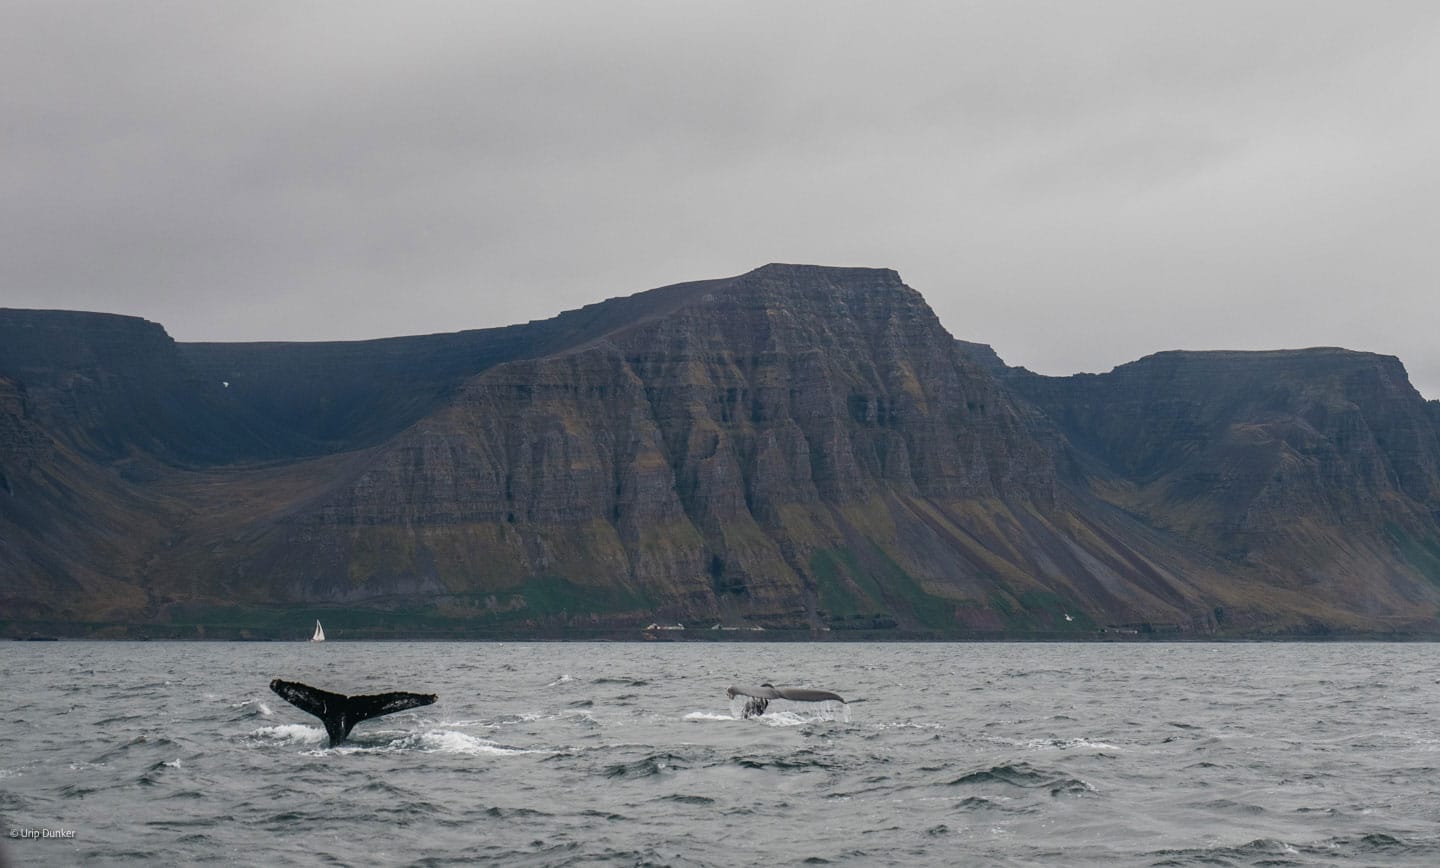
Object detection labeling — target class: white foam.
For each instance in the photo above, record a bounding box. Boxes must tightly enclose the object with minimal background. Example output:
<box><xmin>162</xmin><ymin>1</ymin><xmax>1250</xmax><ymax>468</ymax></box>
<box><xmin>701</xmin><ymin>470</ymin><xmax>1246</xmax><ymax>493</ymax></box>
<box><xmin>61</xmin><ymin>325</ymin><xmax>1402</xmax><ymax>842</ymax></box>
<box><xmin>1051</xmin><ymin>738</ymin><xmax>1118</xmax><ymax>751</ymax></box>
<box><xmin>252</xmin><ymin>723</ymin><xmax>326</xmax><ymax>745</ymax></box>
<box><xmin>725</xmin><ymin>697</ymin><xmax>851</xmax><ymax>725</ymax></box>
<box><xmin>408</xmin><ymin>730</ymin><xmax>537</xmax><ymax>756</ymax></box>
<box><xmin>989</xmin><ymin>735</ymin><xmax>1120</xmax><ymax>752</ymax></box>
<box><xmin>753</xmin><ymin>711</ymin><xmax>811</xmax><ymax>727</ymax></box>
<box><xmin>545</xmin><ymin>674</ymin><xmax>573</xmax><ymax>687</ymax></box>
<box><xmin>163</xmin><ymin>758</ymin><xmax>182</xmax><ymax>769</ymax></box>
<box><xmin>231</xmin><ymin>698</ymin><xmax>274</xmax><ymax>716</ymax></box>
<box><xmin>297</xmin><ymin>729</ymin><xmax>546</xmax><ymax>757</ymax></box>
<box><xmin>871</xmin><ymin>721</ymin><xmax>942</xmax><ymax>731</ymax></box>
<box><xmin>684</xmin><ymin>711</ymin><xmax>736</xmax><ymax>722</ymax></box>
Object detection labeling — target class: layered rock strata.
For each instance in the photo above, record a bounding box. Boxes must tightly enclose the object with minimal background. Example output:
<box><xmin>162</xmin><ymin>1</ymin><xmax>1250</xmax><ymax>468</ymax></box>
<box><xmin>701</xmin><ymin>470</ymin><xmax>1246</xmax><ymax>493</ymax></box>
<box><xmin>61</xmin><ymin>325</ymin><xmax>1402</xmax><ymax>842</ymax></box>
<box><xmin>3</xmin><ymin>266</ymin><xmax>1439</xmax><ymax>637</ymax></box>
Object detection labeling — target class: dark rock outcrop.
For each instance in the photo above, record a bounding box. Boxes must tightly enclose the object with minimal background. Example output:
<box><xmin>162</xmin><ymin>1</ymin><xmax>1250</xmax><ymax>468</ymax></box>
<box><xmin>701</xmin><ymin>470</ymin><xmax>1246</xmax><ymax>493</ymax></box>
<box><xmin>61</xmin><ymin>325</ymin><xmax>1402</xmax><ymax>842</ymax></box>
<box><xmin>954</xmin><ymin>340</ymin><xmax>1008</xmax><ymax>375</ymax></box>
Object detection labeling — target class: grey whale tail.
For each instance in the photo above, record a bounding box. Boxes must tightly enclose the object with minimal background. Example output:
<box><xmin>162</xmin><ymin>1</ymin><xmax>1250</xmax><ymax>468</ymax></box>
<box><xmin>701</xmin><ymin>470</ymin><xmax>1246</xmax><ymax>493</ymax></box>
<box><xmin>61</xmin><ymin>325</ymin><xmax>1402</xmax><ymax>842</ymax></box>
<box><xmin>727</xmin><ymin>683</ymin><xmax>846</xmax><ymax>718</ymax></box>
<box><xmin>269</xmin><ymin>679</ymin><xmax>437</xmax><ymax>746</ymax></box>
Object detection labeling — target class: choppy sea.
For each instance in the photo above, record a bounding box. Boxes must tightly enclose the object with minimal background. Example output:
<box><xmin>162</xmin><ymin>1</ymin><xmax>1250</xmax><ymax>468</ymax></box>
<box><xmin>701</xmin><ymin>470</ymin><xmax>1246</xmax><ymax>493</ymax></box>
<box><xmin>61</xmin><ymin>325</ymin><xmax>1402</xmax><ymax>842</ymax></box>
<box><xmin>3</xmin><ymin>641</ymin><xmax>1438</xmax><ymax>866</ymax></box>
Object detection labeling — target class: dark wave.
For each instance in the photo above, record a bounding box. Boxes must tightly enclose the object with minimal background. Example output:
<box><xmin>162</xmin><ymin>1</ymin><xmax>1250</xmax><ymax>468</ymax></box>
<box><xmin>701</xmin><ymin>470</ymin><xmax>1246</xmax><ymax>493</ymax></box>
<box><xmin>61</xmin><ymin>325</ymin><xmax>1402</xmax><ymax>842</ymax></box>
<box><xmin>354</xmin><ymin>779</ymin><xmax>423</xmax><ymax>798</ymax></box>
<box><xmin>604</xmin><ymin>752</ymin><xmax>690</xmax><ymax>778</ymax></box>
<box><xmin>656</xmin><ymin>794</ymin><xmax>715</xmax><ymax>805</ymax></box>
<box><xmin>0</xmin><ymin>790</ymin><xmax>31</xmax><ymax>811</ymax></box>
<box><xmin>1146</xmin><ymin>836</ymin><xmax>1311</xmax><ymax>865</ymax></box>
<box><xmin>60</xmin><ymin>783</ymin><xmax>102</xmax><ymax>799</ymax></box>
<box><xmin>543</xmin><ymin>846</ymin><xmax>712</xmax><ymax>867</ymax></box>
<box><xmin>485</xmin><ymin>805</ymin><xmax>552</xmax><ymax>819</ymax></box>
<box><xmin>1147</xmin><ymin>833</ymin><xmax>1431</xmax><ymax>866</ymax></box>
<box><xmin>1190</xmin><ymin>797</ymin><xmax>1267</xmax><ymax>816</ymax></box>
<box><xmin>90</xmin><ymin>734</ymin><xmax>180</xmax><ymax>764</ymax></box>
<box><xmin>953</xmin><ymin>796</ymin><xmax>1009</xmax><ymax>811</ymax></box>
<box><xmin>946</xmin><ymin>761</ymin><xmax>1093</xmax><ymax>796</ymax></box>
<box><xmin>732</xmin><ymin>754</ymin><xmax>841</xmax><ymax>772</ymax></box>
<box><xmin>579</xmin><ymin>809</ymin><xmax>628</xmax><ymax>821</ymax></box>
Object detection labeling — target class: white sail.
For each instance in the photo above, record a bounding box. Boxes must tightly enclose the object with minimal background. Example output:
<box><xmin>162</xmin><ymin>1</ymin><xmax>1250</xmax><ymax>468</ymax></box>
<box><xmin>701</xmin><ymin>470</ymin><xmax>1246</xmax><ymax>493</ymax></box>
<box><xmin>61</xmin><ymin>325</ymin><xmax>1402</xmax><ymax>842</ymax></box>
<box><xmin>310</xmin><ymin>620</ymin><xmax>325</xmax><ymax>642</ymax></box>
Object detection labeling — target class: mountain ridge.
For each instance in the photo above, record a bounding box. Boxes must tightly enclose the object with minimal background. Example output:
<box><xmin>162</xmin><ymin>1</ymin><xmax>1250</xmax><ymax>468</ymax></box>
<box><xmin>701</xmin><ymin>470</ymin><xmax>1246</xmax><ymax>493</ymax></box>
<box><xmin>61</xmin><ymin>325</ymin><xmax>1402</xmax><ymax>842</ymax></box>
<box><xmin>3</xmin><ymin>264</ymin><xmax>1439</xmax><ymax>638</ymax></box>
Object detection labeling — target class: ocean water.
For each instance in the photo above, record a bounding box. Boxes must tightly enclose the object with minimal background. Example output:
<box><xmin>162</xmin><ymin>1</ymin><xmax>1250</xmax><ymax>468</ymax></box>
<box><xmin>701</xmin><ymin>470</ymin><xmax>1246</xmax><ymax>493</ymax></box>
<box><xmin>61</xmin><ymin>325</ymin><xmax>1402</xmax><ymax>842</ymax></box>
<box><xmin>2</xmin><ymin>641</ymin><xmax>1438</xmax><ymax>866</ymax></box>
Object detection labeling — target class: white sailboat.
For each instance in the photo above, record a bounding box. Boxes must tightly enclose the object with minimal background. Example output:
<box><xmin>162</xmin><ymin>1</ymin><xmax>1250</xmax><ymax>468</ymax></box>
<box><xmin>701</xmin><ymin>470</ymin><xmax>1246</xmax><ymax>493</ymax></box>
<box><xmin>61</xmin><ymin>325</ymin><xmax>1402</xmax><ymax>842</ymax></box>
<box><xmin>310</xmin><ymin>620</ymin><xmax>325</xmax><ymax>642</ymax></box>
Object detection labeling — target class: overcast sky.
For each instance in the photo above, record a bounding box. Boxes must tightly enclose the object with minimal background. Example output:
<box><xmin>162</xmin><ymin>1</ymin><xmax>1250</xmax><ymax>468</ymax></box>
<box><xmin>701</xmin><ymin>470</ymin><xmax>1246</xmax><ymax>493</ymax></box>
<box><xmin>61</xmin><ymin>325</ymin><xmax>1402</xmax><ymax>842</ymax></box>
<box><xmin>4</xmin><ymin>2</ymin><xmax>1438</xmax><ymax>397</ymax></box>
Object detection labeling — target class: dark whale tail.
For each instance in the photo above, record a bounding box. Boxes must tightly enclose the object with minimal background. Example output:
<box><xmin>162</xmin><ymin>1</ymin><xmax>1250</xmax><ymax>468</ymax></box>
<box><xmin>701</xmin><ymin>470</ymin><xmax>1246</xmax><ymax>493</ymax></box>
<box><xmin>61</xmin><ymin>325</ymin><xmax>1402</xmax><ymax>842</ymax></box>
<box><xmin>269</xmin><ymin>679</ymin><xmax>437</xmax><ymax>746</ymax></box>
<box><xmin>726</xmin><ymin>683</ymin><xmax>846</xmax><ymax>718</ymax></box>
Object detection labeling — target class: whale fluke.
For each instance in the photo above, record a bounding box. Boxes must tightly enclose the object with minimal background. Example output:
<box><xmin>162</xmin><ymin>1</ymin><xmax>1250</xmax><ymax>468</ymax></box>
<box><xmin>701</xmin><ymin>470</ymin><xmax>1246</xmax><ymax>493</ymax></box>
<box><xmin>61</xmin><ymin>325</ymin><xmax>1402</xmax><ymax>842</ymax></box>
<box><xmin>269</xmin><ymin>679</ymin><xmax>437</xmax><ymax>746</ymax></box>
<box><xmin>727</xmin><ymin>683</ymin><xmax>846</xmax><ymax>718</ymax></box>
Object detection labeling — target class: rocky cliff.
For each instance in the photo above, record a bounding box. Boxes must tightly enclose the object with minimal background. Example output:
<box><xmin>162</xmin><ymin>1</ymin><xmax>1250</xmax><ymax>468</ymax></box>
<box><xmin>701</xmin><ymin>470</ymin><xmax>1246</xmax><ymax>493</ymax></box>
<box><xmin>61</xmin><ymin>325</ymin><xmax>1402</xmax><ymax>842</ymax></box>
<box><xmin>3</xmin><ymin>266</ymin><xmax>1440</xmax><ymax>638</ymax></box>
<box><xmin>1007</xmin><ymin>349</ymin><xmax>1440</xmax><ymax>629</ymax></box>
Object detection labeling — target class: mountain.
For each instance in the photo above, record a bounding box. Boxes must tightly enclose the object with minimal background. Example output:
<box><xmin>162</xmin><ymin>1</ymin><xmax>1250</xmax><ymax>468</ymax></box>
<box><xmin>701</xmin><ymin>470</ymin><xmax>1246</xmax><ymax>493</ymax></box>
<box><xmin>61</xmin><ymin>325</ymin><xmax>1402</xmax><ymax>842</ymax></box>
<box><xmin>1006</xmin><ymin>350</ymin><xmax>1440</xmax><ymax>632</ymax></box>
<box><xmin>3</xmin><ymin>265</ymin><xmax>1439</xmax><ymax>638</ymax></box>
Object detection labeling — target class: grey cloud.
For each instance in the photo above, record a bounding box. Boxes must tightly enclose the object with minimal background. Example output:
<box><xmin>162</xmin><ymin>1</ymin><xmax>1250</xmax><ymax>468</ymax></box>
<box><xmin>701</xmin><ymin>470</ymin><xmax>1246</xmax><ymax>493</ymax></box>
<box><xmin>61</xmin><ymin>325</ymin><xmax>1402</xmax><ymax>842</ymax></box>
<box><xmin>2</xmin><ymin>1</ymin><xmax>1438</xmax><ymax>398</ymax></box>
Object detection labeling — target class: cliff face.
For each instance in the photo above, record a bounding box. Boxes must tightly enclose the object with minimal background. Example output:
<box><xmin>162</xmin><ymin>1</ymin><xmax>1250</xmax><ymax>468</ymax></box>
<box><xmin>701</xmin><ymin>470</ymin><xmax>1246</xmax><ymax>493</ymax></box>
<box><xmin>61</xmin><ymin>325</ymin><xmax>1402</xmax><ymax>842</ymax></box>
<box><xmin>1009</xmin><ymin>350</ymin><xmax>1440</xmax><ymax>626</ymax></box>
<box><xmin>4</xmin><ymin>268</ymin><xmax>1440</xmax><ymax>638</ymax></box>
<box><xmin>176</xmin><ymin>274</ymin><xmax>729</xmax><ymax>456</ymax></box>
<box><xmin>0</xmin><ymin>370</ymin><xmax>176</xmax><ymax>622</ymax></box>
<box><xmin>1011</xmin><ymin>349</ymin><xmax>1440</xmax><ymax>529</ymax></box>
<box><xmin>183</xmin><ymin>266</ymin><xmax>1084</xmax><ymax>632</ymax></box>
<box><xmin>0</xmin><ymin>310</ymin><xmax>255</xmax><ymax>465</ymax></box>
